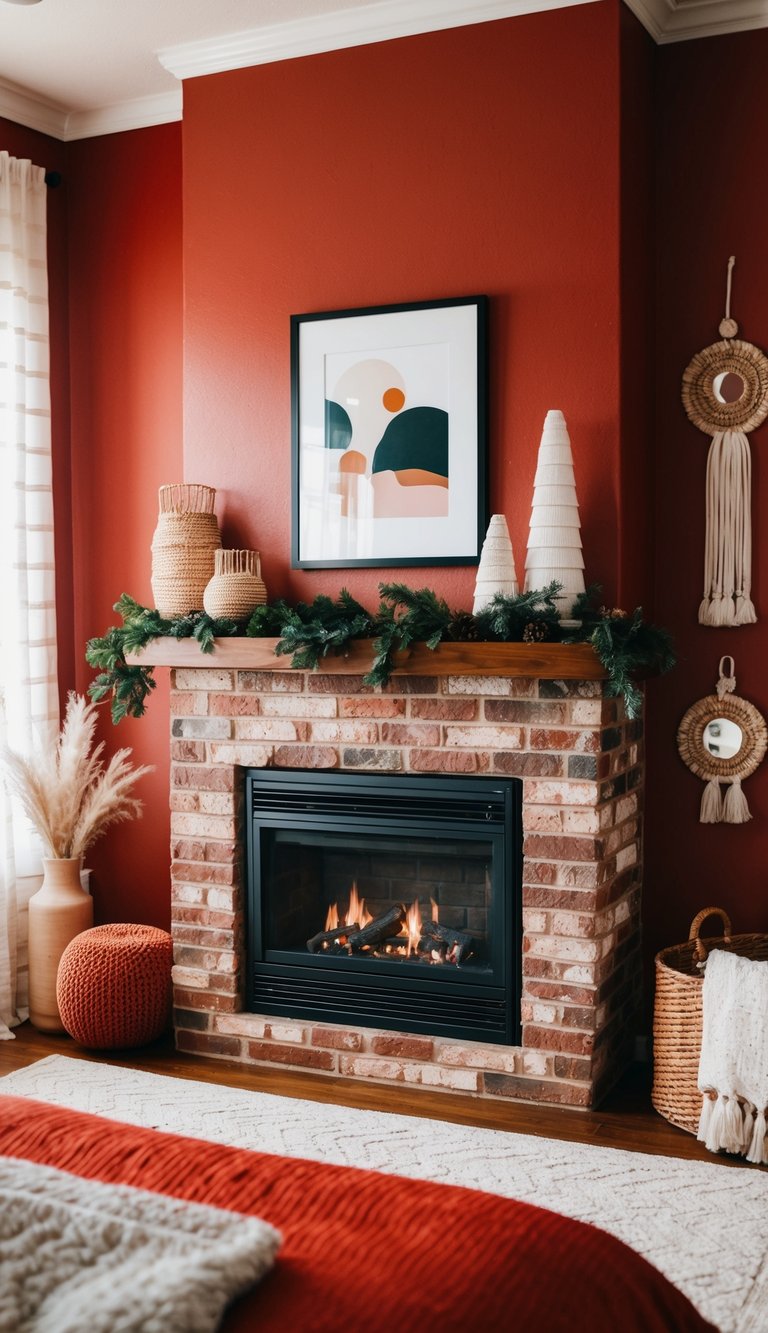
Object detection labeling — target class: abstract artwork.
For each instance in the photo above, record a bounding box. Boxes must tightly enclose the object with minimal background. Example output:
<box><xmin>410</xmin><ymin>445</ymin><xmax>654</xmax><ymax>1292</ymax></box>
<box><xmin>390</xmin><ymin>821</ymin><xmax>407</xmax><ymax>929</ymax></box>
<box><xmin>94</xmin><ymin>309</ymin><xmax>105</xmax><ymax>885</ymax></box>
<box><xmin>291</xmin><ymin>297</ymin><xmax>487</xmax><ymax>567</ymax></box>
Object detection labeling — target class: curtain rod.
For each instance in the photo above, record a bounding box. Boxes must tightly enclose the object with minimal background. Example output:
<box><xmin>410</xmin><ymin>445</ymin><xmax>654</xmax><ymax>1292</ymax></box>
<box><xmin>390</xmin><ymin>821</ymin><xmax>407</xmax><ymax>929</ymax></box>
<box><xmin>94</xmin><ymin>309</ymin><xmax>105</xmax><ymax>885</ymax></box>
<box><xmin>44</xmin><ymin>171</ymin><xmax>62</xmax><ymax>188</ymax></box>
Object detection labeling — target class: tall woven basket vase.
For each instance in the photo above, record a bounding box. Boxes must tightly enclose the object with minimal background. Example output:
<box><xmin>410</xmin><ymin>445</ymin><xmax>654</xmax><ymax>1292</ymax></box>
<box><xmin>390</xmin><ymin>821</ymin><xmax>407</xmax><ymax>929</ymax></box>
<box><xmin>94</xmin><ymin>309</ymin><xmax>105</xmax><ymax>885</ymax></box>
<box><xmin>651</xmin><ymin>907</ymin><xmax>768</xmax><ymax>1134</ymax></box>
<box><xmin>150</xmin><ymin>484</ymin><xmax>221</xmax><ymax>617</ymax></box>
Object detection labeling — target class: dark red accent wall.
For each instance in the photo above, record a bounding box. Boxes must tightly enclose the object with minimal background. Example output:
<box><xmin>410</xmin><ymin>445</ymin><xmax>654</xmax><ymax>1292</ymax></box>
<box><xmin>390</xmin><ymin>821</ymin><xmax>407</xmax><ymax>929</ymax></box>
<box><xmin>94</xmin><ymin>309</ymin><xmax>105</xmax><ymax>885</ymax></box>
<box><xmin>182</xmin><ymin>3</ymin><xmax>625</xmax><ymax>613</ymax></box>
<box><xmin>645</xmin><ymin>30</ymin><xmax>768</xmax><ymax>958</ymax></box>
<box><xmin>65</xmin><ymin>125</ymin><xmax>183</xmax><ymax>927</ymax></box>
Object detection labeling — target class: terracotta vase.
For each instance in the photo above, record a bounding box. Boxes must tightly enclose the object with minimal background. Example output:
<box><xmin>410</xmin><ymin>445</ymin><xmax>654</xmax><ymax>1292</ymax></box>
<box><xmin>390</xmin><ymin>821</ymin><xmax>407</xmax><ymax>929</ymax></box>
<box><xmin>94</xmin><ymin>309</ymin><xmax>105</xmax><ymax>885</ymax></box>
<box><xmin>28</xmin><ymin>857</ymin><xmax>93</xmax><ymax>1033</ymax></box>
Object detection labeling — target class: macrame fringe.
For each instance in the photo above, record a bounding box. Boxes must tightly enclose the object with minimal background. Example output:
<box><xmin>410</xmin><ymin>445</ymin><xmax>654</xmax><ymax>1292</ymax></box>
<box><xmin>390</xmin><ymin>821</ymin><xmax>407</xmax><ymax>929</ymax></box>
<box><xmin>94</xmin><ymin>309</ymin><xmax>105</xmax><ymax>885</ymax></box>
<box><xmin>699</xmin><ymin>1091</ymin><xmax>767</xmax><ymax>1160</ymax></box>
<box><xmin>700</xmin><ymin>778</ymin><xmax>723</xmax><ymax>823</ymax></box>
<box><xmin>699</xmin><ymin>430</ymin><xmax>756</xmax><ymax>627</ymax></box>
<box><xmin>722</xmin><ymin>776</ymin><xmax>752</xmax><ymax>823</ymax></box>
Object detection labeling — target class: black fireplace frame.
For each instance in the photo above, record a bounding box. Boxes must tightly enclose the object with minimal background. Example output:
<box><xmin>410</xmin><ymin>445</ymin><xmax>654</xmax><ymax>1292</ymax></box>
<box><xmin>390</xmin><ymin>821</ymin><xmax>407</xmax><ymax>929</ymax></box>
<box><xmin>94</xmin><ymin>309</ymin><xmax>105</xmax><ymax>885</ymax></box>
<box><xmin>245</xmin><ymin>769</ymin><xmax>522</xmax><ymax>1044</ymax></box>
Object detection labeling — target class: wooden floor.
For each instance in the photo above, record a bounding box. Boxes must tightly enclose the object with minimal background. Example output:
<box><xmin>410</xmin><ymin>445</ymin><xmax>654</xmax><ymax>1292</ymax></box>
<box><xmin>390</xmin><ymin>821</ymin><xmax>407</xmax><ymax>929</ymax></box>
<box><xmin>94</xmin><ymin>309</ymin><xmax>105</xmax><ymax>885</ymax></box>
<box><xmin>2</xmin><ymin>1021</ymin><xmax>760</xmax><ymax>1170</ymax></box>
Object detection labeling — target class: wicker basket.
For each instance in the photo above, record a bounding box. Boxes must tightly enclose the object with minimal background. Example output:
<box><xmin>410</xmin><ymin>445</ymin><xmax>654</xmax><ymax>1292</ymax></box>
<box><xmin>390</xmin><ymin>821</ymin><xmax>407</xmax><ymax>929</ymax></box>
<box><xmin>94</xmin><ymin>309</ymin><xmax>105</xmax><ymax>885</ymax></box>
<box><xmin>150</xmin><ymin>484</ymin><xmax>221</xmax><ymax>617</ymax></box>
<box><xmin>652</xmin><ymin>907</ymin><xmax>768</xmax><ymax>1134</ymax></box>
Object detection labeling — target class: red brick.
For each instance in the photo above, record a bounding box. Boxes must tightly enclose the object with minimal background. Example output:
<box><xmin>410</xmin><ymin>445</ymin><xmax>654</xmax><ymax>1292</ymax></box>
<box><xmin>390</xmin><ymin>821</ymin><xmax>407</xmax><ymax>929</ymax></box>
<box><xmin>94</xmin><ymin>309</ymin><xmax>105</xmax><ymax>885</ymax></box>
<box><xmin>340</xmin><ymin>697</ymin><xmax>406</xmax><ymax>718</ymax></box>
<box><xmin>530</xmin><ymin>728</ymin><xmax>601</xmax><ymax>753</ymax></box>
<box><xmin>342</xmin><ymin>747</ymin><xmax>402</xmax><ymax>770</ymax></box>
<box><xmin>238</xmin><ymin>671</ymin><xmax>303</xmax><ymax>692</ymax></box>
<box><xmin>172</xmin><ymin>1007</ymin><xmax>210</xmax><ymax>1032</ymax></box>
<box><xmin>247</xmin><ymin>1040</ymin><xmax>335</xmax><ymax>1071</ymax></box>
<box><xmin>172</xmin><ymin>989</ymin><xmax>240</xmax><ymax>1013</ymax></box>
<box><xmin>173</xmin><ymin>764</ymin><xmax>235</xmax><ymax>792</ymax></box>
<box><xmin>171</xmin><ymin>740</ymin><xmax>207</xmax><ymax>763</ymax></box>
<box><xmin>411</xmin><ymin>698</ymin><xmax>477</xmax><ymax>721</ymax></box>
<box><xmin>523</xmin><ymin>885</ymin><xmax>598</xmax><ymax>911</ymax></box>
<box><xmin>409</xmin><ymin>749</ymin><xmax>487</xmax><ymax>773</ymax></box>
<box><xmin>380</xmin><ymin>722</ymin><xmax>440</xmax><ymax>747</ymax></box>
<box><xmin>204</xmin><ymin>839</ymin><xmax>238</xmax><ymax>863</ymax></box>
<box><xmin>209</xmin><ymin>693</ymin><xmax>262</xmax><ymax>716</ymax></box>
<box><xmin>172</xmin><ymin>907</ymin><xmax>236</xmax><ymax>929</ymax></box>
<box><xmin>273</xmin><ymin>745</ymin><xmax>339</xmax><ymax>769</ymax></box>
<box><xmin>382</xmin><ymin>676</ymin><xmax>438</xmax><ymax>695</ymax></box>
<box><xmin>485</xmin><ymin>699</ymin><xmax>569</xmax><ymax>724</ymax></box>
<box><xmin>494</xmin><ymin>752</ymin><xmax>564</xmax><ymax>777</ymax></box>
<box><xmin>370</xmin><ymin>1034</ymin><xmax>434</xmax><ymax>1060</ymax></box>
<box><xmin>483</xmin><ymin>1073</ymin><xmax>591</xmax><ymax>1106</ymax></box>
<box><xmin>170</xmin><ymin>690</ymin><xmax>199</xmax><ymax>714</ymax></box>
<box><xmin>554</xmin><ymin>1055</ymin><xmax>593</xmax><ymax>1080</ymax></box>
<box><xmin>176</xmin><ymin>1030</ymin><xmax>242</xmax><ymax>1057</ymax></box>
<box><xmin>308</xmin><ymin>674</ymin><xmax>372</xmax><ymax>694</ymax></box>
<box><xmin>171</xmin><ymin>838</ymin><xmax>206</xmax><ymax>862</ymax></box>
<box><xmin>172</xmin><ymin>925</ymin><xmax>236</xmax><ymax>949</ymax></box>
<box><xmin>523</xmin><ymin>1024</ymin><xmax>594</xmax><ymax>1055</ymax></box>
<box><xmin>523</xmin><ymin>980</ymin><xmax>596</xmax><ymax>1006</ymax></box>
<box><xmin>311</xmin><ymin>1026</ymin><xmax>364</xmax><ymax>1051</ymax></box>
<box><xmin>523</xmin><ymin>833</ymin><xmax>602</xmax><ymax>862</ymax></box>
<box><xmin>171</xmin><ymin>860</ymin><xmax>236</xmax><ymax>885</ymax></box>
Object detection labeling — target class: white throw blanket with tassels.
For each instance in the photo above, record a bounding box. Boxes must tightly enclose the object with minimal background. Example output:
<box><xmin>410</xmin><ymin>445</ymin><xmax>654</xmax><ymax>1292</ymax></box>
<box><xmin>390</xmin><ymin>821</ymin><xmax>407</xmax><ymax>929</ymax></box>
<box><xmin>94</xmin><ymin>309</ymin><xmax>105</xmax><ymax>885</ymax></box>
<box><xmin>697</xmin><ymin>948</ymin><xmax>768</xmax><ymax>1164</ymax></box>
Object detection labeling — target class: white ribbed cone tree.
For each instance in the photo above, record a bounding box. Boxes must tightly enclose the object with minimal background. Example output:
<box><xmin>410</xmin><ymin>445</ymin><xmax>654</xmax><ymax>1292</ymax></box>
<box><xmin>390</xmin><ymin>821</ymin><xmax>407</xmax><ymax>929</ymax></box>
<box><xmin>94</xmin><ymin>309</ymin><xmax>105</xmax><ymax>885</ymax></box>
<box><xmin>473</xmin><ymin>514</ymin><xmax>519</xmax><ymax>614</ymax></box>
<box><xmin>524</xmin><ymin>410</ymin><xmax>585</xmax><ymax>616</ymax></box>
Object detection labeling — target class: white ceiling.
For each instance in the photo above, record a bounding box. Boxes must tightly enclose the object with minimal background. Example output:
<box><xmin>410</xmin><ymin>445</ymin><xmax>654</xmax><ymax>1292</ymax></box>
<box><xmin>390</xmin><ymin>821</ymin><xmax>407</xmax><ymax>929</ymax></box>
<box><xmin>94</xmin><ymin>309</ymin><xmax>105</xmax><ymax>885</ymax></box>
<box><xmin>0</xmin><ymin>0</ymin><xmax>765</xmax><ymax>142</ymax></box>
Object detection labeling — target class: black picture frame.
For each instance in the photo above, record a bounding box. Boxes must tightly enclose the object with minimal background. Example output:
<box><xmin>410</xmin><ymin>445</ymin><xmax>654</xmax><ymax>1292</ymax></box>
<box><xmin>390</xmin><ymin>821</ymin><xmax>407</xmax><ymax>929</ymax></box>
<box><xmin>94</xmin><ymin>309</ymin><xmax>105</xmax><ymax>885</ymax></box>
<box><xmin>291</xmin><ymin>295</ymin><xmax>488</xmax><ymax>569</ymax></box>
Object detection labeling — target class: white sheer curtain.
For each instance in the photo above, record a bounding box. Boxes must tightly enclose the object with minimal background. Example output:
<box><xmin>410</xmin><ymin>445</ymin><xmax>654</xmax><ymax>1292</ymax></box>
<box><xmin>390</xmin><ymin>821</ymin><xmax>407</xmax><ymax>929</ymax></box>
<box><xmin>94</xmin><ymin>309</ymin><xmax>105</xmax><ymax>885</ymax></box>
<box><xmin>0</xmin><ymin>150</ymin><xmax>59</xmax><ymax>1038</ymax></box>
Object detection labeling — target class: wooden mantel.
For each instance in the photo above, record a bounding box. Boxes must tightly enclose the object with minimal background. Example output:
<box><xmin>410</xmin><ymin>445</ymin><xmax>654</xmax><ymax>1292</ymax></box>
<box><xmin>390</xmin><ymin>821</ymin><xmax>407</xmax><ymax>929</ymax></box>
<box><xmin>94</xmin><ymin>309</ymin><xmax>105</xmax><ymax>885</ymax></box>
<box><xmin>125</xmin><ymin>637</ymin><xmax>607</xmax><ymax>679</ymax></box>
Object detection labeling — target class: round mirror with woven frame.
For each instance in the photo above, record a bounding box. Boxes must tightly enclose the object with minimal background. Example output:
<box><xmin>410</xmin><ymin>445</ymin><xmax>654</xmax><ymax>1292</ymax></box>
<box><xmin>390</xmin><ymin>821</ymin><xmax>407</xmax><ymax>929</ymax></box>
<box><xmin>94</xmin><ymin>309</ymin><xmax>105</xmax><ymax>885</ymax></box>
<box><xmin>678</xmin><ymin>688</ymin><xmax>767</xmax><ymax>823</ymax></box>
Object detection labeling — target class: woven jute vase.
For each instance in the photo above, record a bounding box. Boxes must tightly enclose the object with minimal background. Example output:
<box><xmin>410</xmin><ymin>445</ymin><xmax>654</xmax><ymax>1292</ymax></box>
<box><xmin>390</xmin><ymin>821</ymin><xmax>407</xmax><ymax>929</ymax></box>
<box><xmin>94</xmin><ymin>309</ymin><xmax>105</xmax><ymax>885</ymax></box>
<box><xmin>150</xmin><ymin>483</ymin><xmax>221</xmax><ymax>617</ymax></box>
<box><xmin>203</xmin><ymin>549</ymin><xmax>268</xmax><ymax>619</ymax></box>
<box><xmin>28</xmin><ymin>857</ymin><xmax>93</xmax><ymax>1033</ymax></box>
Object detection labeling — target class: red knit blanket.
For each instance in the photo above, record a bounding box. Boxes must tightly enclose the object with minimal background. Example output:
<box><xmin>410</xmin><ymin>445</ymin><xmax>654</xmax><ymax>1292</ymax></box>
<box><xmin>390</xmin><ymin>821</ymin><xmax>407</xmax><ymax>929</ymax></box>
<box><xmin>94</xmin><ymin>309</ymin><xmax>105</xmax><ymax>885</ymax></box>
<box><xmin>0</xmin><ymin>1094</ymin><xmax>713</xmax><ymax>1332</ymax></box>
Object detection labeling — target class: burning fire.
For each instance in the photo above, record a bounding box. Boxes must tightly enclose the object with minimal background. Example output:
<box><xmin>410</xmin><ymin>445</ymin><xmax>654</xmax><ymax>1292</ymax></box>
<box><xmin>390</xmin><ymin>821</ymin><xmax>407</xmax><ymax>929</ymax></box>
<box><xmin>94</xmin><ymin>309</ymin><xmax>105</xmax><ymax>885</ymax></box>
<box><xmin>325</xmin><ymin>881</ymin><xmax>372</xmax><ymax>932</ymax></box>
<box><xmin>403</xmin><ymin>899</ymin><xmax>423</xmax><ymax>956</ymax></box>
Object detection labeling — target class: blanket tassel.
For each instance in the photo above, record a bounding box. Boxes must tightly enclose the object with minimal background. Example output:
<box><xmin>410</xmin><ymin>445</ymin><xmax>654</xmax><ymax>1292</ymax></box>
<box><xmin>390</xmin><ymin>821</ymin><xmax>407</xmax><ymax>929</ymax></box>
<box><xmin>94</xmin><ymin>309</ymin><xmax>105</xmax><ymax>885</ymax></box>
<box><xmin>747</xmin><ymin>1107</ymin><xmax>767</xmax><ymax>1165</ymax></box>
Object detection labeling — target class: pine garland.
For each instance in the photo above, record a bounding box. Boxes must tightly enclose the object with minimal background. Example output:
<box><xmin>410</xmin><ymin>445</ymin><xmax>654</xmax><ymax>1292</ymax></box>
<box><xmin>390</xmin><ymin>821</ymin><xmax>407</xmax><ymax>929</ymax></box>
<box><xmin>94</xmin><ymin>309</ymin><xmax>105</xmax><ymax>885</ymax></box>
<box><xmin>86</xmin><ymin>585</ymin><xmax>675</xmax><ymax>723</ymax></box>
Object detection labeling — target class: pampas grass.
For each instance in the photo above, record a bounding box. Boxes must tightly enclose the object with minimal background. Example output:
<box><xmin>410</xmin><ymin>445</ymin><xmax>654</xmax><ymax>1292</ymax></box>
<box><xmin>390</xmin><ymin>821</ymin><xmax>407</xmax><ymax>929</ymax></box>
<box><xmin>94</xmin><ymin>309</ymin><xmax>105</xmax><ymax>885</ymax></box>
<box><xmin>0</xmin><ymin>693</ymin><xmax>152</xmax><ymax>859</ymax></box>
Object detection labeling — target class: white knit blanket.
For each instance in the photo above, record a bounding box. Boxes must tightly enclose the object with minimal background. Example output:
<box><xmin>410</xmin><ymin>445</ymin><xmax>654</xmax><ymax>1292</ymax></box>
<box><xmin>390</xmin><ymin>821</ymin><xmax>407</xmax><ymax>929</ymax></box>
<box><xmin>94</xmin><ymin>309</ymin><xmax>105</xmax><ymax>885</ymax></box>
<box><xmin>697</xmin><ymin>948</ymin><xmax>768</xmax><ymax>1163</ymax></box>
<box><xmin>0</xmin><ymin>1155</ymin><xmax>281</xmax><ymax>1332</ymax></box>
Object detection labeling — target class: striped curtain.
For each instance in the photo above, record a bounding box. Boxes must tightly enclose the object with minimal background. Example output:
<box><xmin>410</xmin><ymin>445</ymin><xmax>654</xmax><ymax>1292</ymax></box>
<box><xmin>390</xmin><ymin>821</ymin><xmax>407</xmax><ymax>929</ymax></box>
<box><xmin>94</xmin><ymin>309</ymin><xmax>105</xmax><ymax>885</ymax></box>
<box><xmin>0</xmin><ymin>151</ymin><xmax>59</xmax><ymax>1038</ymax></box>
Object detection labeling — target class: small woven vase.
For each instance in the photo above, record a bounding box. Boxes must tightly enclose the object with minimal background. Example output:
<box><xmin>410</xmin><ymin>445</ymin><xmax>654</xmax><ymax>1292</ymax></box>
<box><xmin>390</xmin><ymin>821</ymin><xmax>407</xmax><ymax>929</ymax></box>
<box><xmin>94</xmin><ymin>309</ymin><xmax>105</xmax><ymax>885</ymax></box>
<box><xmin>203</xmin><ymin>549</ymin><xmax>268</xmax><ymax>619</ymax></box>
<box><xmin>150</xmin><ymin>483</ymin><xmax>221</xmax><ymax>617</ymax></box>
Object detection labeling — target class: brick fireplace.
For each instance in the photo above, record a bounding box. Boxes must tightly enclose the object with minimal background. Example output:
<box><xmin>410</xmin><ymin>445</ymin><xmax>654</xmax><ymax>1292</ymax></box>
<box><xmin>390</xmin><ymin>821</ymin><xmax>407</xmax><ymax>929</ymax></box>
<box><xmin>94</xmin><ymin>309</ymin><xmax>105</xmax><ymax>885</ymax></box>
<box><xmin>150</xmin><ymin>639</ymin><xmax>643</xmax><ymax>1109</ymax></box>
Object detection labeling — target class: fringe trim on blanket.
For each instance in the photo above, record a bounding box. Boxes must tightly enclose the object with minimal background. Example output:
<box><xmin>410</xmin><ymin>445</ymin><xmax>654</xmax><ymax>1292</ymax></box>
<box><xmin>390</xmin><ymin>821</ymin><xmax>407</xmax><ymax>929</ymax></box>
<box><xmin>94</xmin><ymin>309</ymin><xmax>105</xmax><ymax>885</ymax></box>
<box><xmin>697</xmin><ymin>1091</ymin><xmax>768</xmax><ymax>1163</ymax></box>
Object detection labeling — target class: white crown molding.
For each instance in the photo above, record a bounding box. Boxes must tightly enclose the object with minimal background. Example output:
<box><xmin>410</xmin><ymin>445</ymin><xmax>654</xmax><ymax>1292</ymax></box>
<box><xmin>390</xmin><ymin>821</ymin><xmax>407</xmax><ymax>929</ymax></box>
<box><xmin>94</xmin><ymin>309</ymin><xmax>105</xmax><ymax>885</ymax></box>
<box><xmin>0</xmin><ymin>77</ymin><xmax>68</xmax><ymax>140</ymax></box>
<box><xmin>623</xmin><ymin>0</ymin><xmax>768</xmax><ymax>43</ymax></box>
<box><xmin>0</xmin><ymin>79</ymin><xmax>181</xmax><ymax>142</ymax></box>
<box><xmin>158</xmin><ymin>0</ymin><xmax>600</xmax><ymax>81</ymax></box>
<box><xmin>62</xmin><ymin>91</ymin><xmax>182</xmax><ymax>142</ymax></box>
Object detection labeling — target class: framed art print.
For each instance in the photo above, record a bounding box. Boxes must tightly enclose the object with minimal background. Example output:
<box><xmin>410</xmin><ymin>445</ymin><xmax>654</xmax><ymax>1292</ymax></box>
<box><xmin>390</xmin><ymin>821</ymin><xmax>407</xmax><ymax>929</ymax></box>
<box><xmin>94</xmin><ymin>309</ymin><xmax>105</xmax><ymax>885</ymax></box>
<box><xmin>291</xmin><ymin>296</ymin><xmax>488</xmax><ymax>568</ymax></box>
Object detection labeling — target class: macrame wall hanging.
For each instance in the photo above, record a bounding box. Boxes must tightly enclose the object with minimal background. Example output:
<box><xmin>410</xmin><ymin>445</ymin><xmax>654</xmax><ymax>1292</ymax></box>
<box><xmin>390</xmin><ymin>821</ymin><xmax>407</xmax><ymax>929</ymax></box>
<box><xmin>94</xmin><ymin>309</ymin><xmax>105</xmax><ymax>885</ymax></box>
<box><xmin>682</xmin><ymin>257</ymin><xmax>768</xmax><ymax>626</ymax></box>
<box><xmin>677</xmin><ymin>656</ymin><xmax>767</xmax><ymax>824</ymax></box>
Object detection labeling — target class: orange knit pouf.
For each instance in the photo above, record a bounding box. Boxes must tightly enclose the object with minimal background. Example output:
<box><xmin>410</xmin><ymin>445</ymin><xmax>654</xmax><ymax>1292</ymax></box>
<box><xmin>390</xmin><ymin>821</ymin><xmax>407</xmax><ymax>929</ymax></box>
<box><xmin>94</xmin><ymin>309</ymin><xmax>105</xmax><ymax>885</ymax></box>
<box><xmin>56</xmin><ymin>924</ymin><xmax>173</xmax><ymax>1050</ymax></box>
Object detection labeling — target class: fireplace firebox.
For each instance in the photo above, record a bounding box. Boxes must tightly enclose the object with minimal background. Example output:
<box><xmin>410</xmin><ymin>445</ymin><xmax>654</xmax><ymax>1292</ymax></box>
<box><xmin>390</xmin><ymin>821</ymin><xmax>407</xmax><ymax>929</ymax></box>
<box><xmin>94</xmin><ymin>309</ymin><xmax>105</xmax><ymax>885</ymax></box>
<box><xmin>245</xmin><ymin>770</ymin><xmax>522</xmax><ymax>1043</ymax></box>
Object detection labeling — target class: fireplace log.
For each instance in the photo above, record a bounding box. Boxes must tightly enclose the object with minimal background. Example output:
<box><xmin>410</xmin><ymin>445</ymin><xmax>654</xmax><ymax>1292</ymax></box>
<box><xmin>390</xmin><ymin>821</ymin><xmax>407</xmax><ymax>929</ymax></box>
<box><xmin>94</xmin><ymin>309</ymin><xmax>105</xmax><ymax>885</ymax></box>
<box><xmin>349</xmin><ymin>905</ymin><xmax>406</xmax><ymax>951</ymax></box>
<box><xmin>420</xmin><ymin>918</ymin><xmax>474</xmax><ymax>964</ymax></box>
<box><xmin>306</xmin><ymin>924</ymin><xmax>361</xmax><ymax>954</ymax></box>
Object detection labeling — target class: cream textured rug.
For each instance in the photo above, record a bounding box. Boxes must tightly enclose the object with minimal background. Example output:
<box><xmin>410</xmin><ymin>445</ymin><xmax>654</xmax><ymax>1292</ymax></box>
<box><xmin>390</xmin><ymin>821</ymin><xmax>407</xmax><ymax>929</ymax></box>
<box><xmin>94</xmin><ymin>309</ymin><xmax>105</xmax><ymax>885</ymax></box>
<box><xmin>2</xmin><ymin>1055</ymin><xmax>768</xmax><ymax>1333</ymax></box>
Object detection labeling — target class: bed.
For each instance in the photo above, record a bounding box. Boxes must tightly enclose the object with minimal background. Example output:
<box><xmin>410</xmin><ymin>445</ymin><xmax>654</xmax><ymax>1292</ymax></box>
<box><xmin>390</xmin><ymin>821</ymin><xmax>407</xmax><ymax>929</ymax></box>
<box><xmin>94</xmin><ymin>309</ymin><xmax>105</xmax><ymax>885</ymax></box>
<box><xmin>0</xmin><ymin>1093</ymin><xmax>714</xmax><ymax>1331</ymax></box>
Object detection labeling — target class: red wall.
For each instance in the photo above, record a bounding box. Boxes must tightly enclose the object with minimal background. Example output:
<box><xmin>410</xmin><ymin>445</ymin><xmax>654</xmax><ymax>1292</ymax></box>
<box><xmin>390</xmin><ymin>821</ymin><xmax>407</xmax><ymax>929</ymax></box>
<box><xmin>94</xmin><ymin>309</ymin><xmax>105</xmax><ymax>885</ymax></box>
<box><xmin>645</xmin><ymin>30</ymin><xmax>768</xmax><ymax>956</ymax></box>
<box><xmin>182</xmin><ymin>3</ymin><xmax>625</xmax><ymax>614</ymax></box>
<box><xmin>65</xmin><ymin>125</ymin><xmax>183</xmax><ymax>926</ymax></box>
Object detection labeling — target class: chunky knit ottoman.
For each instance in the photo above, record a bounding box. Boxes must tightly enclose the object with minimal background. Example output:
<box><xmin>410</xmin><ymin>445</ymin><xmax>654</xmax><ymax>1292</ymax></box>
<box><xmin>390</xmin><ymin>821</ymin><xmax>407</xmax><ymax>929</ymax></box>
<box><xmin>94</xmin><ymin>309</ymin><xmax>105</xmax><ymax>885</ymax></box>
<box><xmin>56</xmin><ymin>924</ymin><xmax>173</xmax><ymax>1049</ymax></box>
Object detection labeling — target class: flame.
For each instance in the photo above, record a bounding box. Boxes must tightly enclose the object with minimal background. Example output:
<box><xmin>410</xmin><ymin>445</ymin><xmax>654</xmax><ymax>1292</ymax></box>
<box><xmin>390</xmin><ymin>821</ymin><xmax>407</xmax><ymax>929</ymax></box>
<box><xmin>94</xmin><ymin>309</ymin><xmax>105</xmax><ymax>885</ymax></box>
<box><xmin>430</xmin><ymin>896</ymin><xmax>439</xmax><ymax>923</ymax></box>
<box><xmin>403</xmin><ymin>899</ymin><xmax>423</xmax><ymax>957</ymax></box>
<box><xmin>325</xmin><ymin>881</ymin><xmax>372</xmax><ymax>934</ymax></box>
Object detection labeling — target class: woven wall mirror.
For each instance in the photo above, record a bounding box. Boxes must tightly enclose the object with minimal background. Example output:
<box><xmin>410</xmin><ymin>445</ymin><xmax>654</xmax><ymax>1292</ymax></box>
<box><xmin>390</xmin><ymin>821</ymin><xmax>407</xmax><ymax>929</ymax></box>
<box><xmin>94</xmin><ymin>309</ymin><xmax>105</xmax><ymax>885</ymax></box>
<box><xmin>677</xmin><ymin>657</ymin><xmax>767</xmax><ymax>824</ymax></box>
<box><xmin>681</xmin><ymin>257</ymin><xmax>768</xmax><ymax>627</ymax></box>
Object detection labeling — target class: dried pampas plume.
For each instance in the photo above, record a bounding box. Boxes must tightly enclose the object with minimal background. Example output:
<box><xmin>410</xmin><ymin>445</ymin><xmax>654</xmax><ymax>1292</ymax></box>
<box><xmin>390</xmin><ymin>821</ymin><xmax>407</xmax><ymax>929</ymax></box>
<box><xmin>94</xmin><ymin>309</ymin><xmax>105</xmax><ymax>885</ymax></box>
<box><xmin>0</xmin><ymin>693</ymin><xmax>153</xmax><ymax>859</ymax></box>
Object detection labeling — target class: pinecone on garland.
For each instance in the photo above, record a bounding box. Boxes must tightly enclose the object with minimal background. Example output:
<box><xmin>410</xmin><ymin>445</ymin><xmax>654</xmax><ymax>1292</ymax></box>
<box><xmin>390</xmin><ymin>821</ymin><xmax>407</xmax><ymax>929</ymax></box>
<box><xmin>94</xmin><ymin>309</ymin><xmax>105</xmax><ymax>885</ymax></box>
<box><xmin>599</xmin><ymin>606</ymin><xmax>628</xmax><ymax>620</ymax></box>
<box><xmin>522</xmin><ymin>620</ymin><xmax>549</xmax><ymax>643</ymax></box>
<box><xmin>448</xmin><ymin>610</ymin><xmax>483</xmax><ymax>642</ymax></box>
